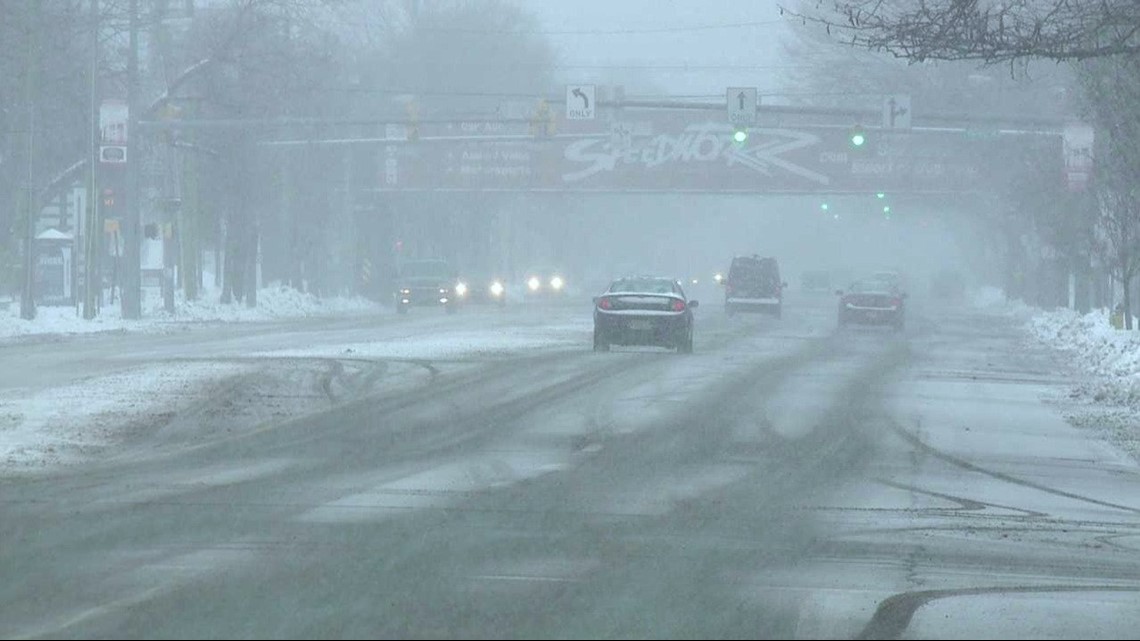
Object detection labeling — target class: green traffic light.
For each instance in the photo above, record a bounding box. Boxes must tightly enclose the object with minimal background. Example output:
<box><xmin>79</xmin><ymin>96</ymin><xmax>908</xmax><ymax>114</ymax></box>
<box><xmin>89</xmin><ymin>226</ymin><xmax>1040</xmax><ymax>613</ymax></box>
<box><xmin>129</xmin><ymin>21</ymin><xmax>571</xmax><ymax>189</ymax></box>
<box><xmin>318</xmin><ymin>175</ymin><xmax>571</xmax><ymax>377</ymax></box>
<box><xmin>820</xmin><ymin>203</ymin><xmax>829</xmax><ymax>211</ymax></box>
<box><xmin>883</xmin><ymin>205</ymin><xmax>891</xmax><ymax>213</ymax></box>
<box><xmin>851</xmin><ymin>133</ymin><xmax>865</xmax><ymax>147</ymax></box>
<box><xmin>876</xmin><ymin>192</ymin><xmax>886</xmax><ymax>199</ymax></box>
<box><xmin>733</xmin><ymin>129</ymin><xmax>748</xmax><ymax>143</ymax></box>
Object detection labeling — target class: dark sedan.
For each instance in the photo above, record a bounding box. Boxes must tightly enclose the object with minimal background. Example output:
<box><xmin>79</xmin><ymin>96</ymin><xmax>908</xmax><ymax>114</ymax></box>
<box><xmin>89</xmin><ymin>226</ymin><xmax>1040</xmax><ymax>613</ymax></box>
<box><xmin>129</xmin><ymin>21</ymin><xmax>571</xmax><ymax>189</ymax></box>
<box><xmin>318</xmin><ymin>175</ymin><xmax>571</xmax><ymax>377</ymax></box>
<box><xmin>593</xmin><ymin>276</ymin><xmax>698</xmax><ymax>353</ymax></box>
<box><xmin>836</xmin><ymin>278</ymin><xmax>906</xmax><ymax>330</ymax></box>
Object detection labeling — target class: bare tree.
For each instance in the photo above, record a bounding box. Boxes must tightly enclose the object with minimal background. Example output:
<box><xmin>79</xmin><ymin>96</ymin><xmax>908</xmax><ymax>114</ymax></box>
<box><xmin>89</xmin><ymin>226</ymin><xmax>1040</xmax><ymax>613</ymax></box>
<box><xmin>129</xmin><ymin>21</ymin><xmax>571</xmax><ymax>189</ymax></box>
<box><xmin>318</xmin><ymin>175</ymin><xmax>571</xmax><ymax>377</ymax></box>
<box><xmin>784</xmin><ymin>1</ymin><xmax>1140</xmax><ymax>64</ymax></box>
<box><xmin>1078</xmin><ymin>55</ymin><xmax>1140</xmax><ymax>327</ymax></box>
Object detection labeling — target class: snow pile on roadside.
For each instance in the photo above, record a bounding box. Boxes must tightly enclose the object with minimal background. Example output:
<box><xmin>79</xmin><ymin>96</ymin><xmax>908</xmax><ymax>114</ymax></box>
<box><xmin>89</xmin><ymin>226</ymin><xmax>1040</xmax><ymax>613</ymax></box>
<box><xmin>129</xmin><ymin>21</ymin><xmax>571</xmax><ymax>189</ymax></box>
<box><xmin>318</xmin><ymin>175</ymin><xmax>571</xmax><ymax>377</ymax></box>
<box><xmin>1029</xmin><ymin>307</ymin><xmax>1140</xmax><ymax>404</ymax></box>
<box><xmin>1027</xmin><ymin>306</ymin><xmax>1140</xmax><ymax>462</ymax></box>
<box><xmin>147</xmin><ymin>284</ymin><xmax>381</xmax><ymax>323</ymax></box>
<box><xmin>0</xmin><ymin>285</ymin><xmax>382</xmax><ymax>339</ymax></box>
<box><xmin>0</xmin><ymin>361</ymin><xmax>254</xmax><ymax>473</ymax></box>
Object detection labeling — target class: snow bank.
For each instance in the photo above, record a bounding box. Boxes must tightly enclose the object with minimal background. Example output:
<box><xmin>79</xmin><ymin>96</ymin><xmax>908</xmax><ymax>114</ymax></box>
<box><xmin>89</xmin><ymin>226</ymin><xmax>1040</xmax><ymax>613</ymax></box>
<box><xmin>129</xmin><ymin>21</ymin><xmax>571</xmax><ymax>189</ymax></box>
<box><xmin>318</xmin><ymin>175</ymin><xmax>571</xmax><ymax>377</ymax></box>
<box><xmin>0</xmin><ymin>284</ymin><xmax>382</xmax><ymax>340</ymax></box>
<box><xmin>1028</xmin><ymin>307</ymin><xmax>1140</xmax><ymax>404</ymax></box>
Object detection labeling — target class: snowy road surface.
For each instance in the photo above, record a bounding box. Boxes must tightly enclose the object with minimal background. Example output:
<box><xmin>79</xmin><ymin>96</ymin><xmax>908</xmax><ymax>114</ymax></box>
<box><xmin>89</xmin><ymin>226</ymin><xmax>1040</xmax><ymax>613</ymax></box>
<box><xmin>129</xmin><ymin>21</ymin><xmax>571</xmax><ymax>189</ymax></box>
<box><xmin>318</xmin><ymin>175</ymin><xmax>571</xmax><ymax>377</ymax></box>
<box><xmin>2</xmin><ymin>294</ymin><xmax>1139</xmax><ymax>639</ymax></box>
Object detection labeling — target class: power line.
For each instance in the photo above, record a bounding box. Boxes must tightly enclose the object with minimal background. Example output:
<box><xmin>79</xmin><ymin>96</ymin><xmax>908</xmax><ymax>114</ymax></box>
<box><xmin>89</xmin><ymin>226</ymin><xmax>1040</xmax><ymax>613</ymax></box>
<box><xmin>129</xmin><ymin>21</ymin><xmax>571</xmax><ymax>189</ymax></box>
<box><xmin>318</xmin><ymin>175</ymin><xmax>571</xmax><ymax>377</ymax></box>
<box><xmin>332</xmin><ymin>18</ymin><xmax>790</xmax><ymax>36</ymax></box>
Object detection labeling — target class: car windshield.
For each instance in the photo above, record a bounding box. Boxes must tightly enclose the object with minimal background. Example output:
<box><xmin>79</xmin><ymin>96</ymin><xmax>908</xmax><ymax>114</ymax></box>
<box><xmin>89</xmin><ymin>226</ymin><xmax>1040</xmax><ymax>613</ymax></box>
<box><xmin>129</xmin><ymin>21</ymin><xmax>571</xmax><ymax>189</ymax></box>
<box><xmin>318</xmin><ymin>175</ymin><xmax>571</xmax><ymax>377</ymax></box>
<box><xmin>401</xmin><ymin>261</ymin><xmax>453</xmax><ymax>279</ymax></box>
<box><xmin>7</xmin><ymin>2</ymin><xmax>1138</xmax><ymax>639</ymax></box>
<box><xmin>849</xmin><ymin>279</ymin><xmax>894</xmax><ymax>293</ymax></box>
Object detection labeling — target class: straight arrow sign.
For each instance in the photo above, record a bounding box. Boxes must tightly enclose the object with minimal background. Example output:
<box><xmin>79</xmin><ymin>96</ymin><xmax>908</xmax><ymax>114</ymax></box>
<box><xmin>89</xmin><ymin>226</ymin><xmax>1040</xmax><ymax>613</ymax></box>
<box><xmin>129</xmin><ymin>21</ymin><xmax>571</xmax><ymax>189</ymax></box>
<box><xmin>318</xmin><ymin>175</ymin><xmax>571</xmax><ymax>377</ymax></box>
<box><xmin>728</xmin><ymin>87</ymin><xmax>757</xmax><ymax>126</ymax></box>
<box><xmin>882</xmin><ymin>94</ymin><xmax>912</xmax><ymax>130</ymax></box>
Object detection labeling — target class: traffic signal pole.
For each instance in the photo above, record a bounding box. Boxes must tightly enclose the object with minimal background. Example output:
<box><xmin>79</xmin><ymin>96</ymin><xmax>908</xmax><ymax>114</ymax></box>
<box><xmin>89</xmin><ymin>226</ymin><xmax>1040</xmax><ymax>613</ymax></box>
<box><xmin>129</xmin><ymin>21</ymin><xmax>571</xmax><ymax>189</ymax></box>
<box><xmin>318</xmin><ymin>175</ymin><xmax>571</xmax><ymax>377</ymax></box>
<box><xmin>18</xmin><ymin>0</ymin><xmax>40</xmax><ymax>321</ymax></box>
<box><xmin>121</xmin><ymin>0</ymin><xmax>141</xmax><ymax>319</ymax></box>
<box><xmin>84</xmin><ymin>0</ymin><xmax>100</xmax><ymax>319</ymax></box>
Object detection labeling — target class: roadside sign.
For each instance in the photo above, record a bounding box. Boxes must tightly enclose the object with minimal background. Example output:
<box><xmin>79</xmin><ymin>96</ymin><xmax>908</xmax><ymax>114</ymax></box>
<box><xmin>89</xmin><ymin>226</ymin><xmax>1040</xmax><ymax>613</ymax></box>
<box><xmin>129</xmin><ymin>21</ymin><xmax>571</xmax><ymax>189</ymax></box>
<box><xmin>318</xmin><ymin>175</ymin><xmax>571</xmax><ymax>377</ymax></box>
<box><xmin>100</xmin><ymin>146</ymin><xmax>127</xmax><ymax>164</ymax></box>
<box><xmin>566</xmin><ymin>84</ymin><xmax>596</xmax><ymax>120</ymax></box>
<box><xmin>882</xmin><ymin>94</ymin><xmax>912</xmax><ymax>130</ymax></box>
<box><xmin>99</xmin><ymin>99</ymin><xmax>128</xmax><ymax>144</ymax></box>
<box><xmin>1063</xmin><ymin>122</ymin><xmax>1094</xmax><ymax>192</ymax></box>
<box><xmin>727</xmin><ymin>87</ymin><xmax>757</xmax><ymax>126</ymax></box>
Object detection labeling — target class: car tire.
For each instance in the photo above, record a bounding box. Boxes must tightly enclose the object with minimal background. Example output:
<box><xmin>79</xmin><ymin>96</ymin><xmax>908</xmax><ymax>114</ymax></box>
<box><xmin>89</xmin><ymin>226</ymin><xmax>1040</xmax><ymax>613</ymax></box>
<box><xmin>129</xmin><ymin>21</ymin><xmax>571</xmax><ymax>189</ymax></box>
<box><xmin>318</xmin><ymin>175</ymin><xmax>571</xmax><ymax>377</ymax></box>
<box><xmin>593</xmin><ymin>330</ymin><xmax>610</xmax><ymax>352</ymax></box>
<box><xmin>678</xmin><ymin>332</ymin><xmax>694</xmax><ymax>354</ymax></box>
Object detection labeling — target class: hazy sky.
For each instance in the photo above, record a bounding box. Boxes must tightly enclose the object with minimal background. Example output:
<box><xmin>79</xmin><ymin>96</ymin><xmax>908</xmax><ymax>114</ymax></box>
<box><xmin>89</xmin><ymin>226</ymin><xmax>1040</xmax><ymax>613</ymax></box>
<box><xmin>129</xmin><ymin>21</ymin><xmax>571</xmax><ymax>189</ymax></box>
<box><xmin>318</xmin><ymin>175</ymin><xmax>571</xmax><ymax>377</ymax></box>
<box><xmin>517</xmin><ymin>0</ymin><xmax>796</xmax><ymax>97</ymax></box>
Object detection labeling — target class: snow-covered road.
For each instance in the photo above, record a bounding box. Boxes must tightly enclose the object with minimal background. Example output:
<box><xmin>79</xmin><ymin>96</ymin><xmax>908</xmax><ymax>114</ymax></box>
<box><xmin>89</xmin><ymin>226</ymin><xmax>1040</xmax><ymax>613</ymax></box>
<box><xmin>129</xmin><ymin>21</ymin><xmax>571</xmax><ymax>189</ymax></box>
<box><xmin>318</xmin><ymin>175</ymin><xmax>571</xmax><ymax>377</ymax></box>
<box><xmin>2</xmin><ymin>291</ymin><xmax>1139</xmax><ymax>639</ymax></box>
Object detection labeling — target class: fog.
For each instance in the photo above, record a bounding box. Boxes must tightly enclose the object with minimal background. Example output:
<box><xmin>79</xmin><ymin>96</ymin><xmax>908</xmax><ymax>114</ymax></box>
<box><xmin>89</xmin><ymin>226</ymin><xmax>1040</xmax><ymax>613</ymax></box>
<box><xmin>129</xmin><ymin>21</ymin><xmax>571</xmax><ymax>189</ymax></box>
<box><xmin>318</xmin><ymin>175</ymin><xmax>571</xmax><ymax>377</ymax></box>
<box><xmin>0</xmin><ymin>0</ymin><xmax>1103</xmax><ymax>319</ymax></box>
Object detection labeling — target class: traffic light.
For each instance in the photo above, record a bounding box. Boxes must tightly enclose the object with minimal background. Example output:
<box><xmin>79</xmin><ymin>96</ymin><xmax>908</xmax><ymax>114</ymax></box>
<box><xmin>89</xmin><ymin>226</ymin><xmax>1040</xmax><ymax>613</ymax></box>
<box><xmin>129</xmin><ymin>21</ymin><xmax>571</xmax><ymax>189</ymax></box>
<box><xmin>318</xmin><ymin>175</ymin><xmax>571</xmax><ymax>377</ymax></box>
<box><xmin>849</xmin><ymin>124</ymin><xmax>867</xmax><ymax>148</ymax></box>
<box><xmin>531</xmin><ymin>100</ymin><xmax>555</xmax><ymax>137</ymax></box>
<box><xmin>405</xmin><ymin>101</ymin><xmax>420</xmax><ymax>141</ymax></box>
<box><xmin>102</xmin><ymin>188</ymin><xmax>115</xmax><ymax>208</ymax></box>
<box><xmin>732</xmin><ymin>127</ymin><xmax>748</xmax><ymax>144</ymax></box>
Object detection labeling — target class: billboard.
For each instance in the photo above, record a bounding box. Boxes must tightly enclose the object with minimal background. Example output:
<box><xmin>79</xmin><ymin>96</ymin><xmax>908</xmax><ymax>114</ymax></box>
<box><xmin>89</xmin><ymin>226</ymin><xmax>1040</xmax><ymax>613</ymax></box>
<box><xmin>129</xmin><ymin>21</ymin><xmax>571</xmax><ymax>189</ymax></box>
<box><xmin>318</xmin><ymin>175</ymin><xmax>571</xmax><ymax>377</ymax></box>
<box><xmin>371</xmin><ymin>114</ymin><xmax>1037</xmax><ymax>195</ymax></box>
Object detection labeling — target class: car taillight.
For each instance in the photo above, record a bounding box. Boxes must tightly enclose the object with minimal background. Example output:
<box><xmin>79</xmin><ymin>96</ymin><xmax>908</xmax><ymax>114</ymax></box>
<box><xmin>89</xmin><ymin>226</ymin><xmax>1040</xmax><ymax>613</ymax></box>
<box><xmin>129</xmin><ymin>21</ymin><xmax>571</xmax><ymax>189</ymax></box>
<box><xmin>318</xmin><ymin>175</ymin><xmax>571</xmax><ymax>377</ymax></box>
<box><xmin>671</xmin><ymin>300</ymin><xmax>686</xmax><ymax>312</ymax></box>
<box><xmin>598</xmin><ymin>297</ymin><xmax>613</xmax><ymax>310</ymax></box>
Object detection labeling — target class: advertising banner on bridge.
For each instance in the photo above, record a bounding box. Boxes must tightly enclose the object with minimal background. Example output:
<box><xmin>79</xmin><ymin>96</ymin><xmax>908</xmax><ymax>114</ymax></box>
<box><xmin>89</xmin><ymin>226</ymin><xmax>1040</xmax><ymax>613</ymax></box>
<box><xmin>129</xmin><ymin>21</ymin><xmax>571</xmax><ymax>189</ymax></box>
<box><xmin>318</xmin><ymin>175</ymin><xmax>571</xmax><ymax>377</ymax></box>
<box><xmin>372</xmin><ymin>113</ymin><xmax>1059</xmax><ymax>195</ymax></box>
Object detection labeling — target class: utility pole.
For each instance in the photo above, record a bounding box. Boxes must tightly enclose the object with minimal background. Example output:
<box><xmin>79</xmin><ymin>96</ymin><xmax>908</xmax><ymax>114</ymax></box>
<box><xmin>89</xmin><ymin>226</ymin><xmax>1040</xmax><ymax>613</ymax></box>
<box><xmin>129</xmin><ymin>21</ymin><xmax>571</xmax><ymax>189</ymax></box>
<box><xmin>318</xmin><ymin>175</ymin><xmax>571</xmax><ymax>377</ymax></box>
<box><xmin>122</xmin><ymin>0</ymin><xmax>141</xmax><ymax>318</ymax></box>
<box><xmin>84</xmin><ymin>0</ymin><xmax>100</xmax><ymax>319</ymax></box>
<box><xmin>19</xmin><ymin>0</ymin><xmax>40</xmax><ymax>321</ymax></box>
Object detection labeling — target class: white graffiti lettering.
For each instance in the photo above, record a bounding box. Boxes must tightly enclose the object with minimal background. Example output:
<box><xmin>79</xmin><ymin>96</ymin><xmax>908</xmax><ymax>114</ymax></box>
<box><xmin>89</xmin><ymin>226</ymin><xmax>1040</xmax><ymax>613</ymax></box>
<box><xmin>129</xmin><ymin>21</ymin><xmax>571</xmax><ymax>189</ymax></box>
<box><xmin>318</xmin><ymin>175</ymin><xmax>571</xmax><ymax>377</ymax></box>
<box><xmin>561</xmin><ymin>123</ymin><xmax>830</xmax><ymax>185</ymax></box>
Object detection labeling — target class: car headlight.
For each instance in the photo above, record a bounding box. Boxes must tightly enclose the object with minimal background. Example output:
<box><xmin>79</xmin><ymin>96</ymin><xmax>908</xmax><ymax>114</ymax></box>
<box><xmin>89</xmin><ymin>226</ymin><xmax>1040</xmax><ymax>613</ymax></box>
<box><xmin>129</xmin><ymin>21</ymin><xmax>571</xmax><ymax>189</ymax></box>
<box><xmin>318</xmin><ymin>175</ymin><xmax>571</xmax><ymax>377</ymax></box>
<box><xmin>490</xmin><ymin>281</ymin><xmax>505</xmax><ymax>296</ymax></box>
<box><xmin>550</xmin><ymin>276</ymin><xmax>564</xmax><ymax>290</ymax></box>
<box><xmin>527</xmin><ymin>277</ymin><xmax>541</xmax><ymax>291</ymax></box>
<box><xmin>455</xmin><ymin>282</ymin><xmax>468</xmax><ymax>296</ymax></box>
<box><xmin>714</xmin><ymin>273</ymin><xmax>724</xmax><ymax>283</ymax></box>
<box><xmin>399</xmin><ymin>288</ymin><xmax>411</xmax><ymax>295</ymax></box>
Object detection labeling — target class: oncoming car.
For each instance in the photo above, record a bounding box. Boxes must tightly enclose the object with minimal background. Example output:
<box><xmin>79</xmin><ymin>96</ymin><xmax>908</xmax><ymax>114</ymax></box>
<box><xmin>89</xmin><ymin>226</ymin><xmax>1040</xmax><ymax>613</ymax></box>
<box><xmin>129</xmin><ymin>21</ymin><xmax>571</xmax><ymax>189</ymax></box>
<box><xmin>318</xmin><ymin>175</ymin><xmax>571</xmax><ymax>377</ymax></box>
<box><xmin>456</xmin><ymin>273</ymin><xmax>508</xmax><ymax>307</ymax></box>
<box><xmin>593</xmin><ymin>276</ymin><xmax>699</xmax><ymax>353</ymax></box>
<box><xmin>522</xmin><ymin>267</ymin><xmax>568</xmax><ymax>298</ymax></box>
<box><xmin>394</xmin><ymin>259</ymin><xmax>460</xmax><ymax>315</ymax></box>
